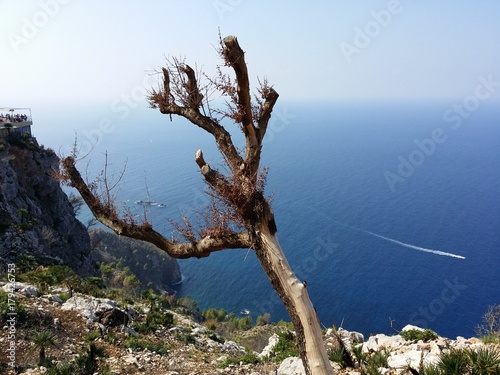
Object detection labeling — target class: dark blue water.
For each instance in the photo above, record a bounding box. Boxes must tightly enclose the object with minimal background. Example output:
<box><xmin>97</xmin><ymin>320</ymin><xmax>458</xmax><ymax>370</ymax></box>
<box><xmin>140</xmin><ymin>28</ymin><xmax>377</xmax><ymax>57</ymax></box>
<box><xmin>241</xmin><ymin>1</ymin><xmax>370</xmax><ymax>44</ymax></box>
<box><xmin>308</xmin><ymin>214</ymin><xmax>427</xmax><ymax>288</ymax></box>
<box><xmin>34</xmin><ymin>100</ymin><xmax>500</xmax><ymax>339</ymax></box>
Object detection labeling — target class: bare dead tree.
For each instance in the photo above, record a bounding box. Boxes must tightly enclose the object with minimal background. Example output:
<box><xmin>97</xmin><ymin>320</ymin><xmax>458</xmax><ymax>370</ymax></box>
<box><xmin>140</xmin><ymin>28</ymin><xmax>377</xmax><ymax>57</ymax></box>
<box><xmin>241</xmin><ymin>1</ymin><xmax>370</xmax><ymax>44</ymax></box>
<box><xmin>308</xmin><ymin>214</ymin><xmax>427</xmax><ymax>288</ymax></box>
<box><xmin>59</xmin><ymin>35</ymin><xmax>335</xmax><ymax>374</ymax></box>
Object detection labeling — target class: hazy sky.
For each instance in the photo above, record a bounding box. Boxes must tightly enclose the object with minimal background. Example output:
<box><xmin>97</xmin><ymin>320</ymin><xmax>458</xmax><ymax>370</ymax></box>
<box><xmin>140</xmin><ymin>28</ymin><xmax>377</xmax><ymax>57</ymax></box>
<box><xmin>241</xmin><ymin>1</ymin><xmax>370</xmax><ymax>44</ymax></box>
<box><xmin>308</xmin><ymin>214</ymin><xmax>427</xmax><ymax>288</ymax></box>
<box><xmin>1</xmin><ymin>1</ymin><xmax>500</xmax><ymax>108</ymax></box>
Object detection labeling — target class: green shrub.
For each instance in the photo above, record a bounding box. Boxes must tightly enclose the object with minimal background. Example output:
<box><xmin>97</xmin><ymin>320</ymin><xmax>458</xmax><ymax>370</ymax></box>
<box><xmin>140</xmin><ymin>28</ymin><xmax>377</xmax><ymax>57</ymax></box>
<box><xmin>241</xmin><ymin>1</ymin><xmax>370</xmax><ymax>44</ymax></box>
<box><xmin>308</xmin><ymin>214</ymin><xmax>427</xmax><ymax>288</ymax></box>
<box><xmin>204</xmin><ymin>318</ymin><xmax>217</xmax><ymax>331</ymax></box>
<box><xmin>268</xmin><ymin>331</ymin><xmax>299</xmax><ymax>362</ymax></box>
<box><xmin>238</xmin><ymin>315</ymin><xmax>253</xmax><ymax>330</ymax></box>
<box><xmin>58</xmin><ymin>292</ymin><xmax>71</xmax><ymax>302</ymax></box>
<box><xmin>352</xmin><ymin>344</ymin><xmax>368</xmax><ymax>366</ymax></box>
<box><xmin>420</xmin><ymin>363</ymin><xmax>443</xmax><ymax>375</ymax></box>
<box><xmin>134</xmin><ymin>307</ymin><xmax>174</xmax><ymax>334</ymax></box>
<box><xmin>479</xmin><ymin>333</ymin><xmax>500</xmax><ymax>344</ymax></box>
<box><xmin>256</xmin><ymin>313</ymin><xmax>271</xmax><ymax>326</ymax></box>
<box><xmin>103</xmin><ymin>332</ymin><xmax>118</xmax><ymax>345</ymax></box>
<box><xmin>75</xmin><ymin>277</ymin><xmax>105</xmax><ymax>297</ymax></box>
<box><xmin>203</xmin><ymin>307</ymin><xmax>227</xmax><ymax>322</ymax></box>
<box><xmin>0</xmin><ymin>290</ymin><xmax>29</xmax><ymax>324</ymax></box>
<box><xmin>369</xmin><ymin>348</ymin><xmax>390</xmax><ymax>368</ymax></box>
<box><xmin>362</xmin><ymin>362</ymin><xmax>384</xmax><ymax>375</ymax></box>
<box><xmin>328</xmin><ymin>346</ymin><xmax>348</xmax><ymax>368</ymax></box>
<box><xmin>400</xmin><ymin>328</ymin><xmax>438</xmax><ymax>342</ymax></box>
<box><xmin>176</xmin><ymin>331</ymin><xmax>196</xmax><ymax>345</ymax></box>
<box><xmin>437</xmin><ymin>348</ymin><xmax>469</xmax><ymax>375</ymax></box>
<box><xmin>124</xmin><ymin>336</ymin><xmax>169</xmax><ymax>355</ymax></box>
<box><xmin>15</xmin><ymin>254</ymin><xmax>38</xmax><ymax>273</ymax></box>
<box><xmin>466</xmin><ymin>347</ymin><xmax>500</xmax><ymax>374</ymax></box>
<box><xmin>217</xmin><ymin>349</ymin><xmax>261</xmax><ymax>368</ymax></box>
<box><xmin>276</xmin><ymin>320</ymin><xmax>294</xmax><ymax>330</ymax></box>
<box><xmin>420</xmin><ymin>346</ymin><xmax>500</xmax><ymax>375</ymax></box>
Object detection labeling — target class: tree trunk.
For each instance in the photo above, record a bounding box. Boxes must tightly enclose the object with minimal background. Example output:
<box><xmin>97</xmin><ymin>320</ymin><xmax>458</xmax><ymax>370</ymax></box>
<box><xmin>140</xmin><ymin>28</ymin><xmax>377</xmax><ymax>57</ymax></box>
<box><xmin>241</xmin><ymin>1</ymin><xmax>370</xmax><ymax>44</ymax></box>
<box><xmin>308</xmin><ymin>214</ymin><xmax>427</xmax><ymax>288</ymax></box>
<box><xmin>255</xmin><ymin>225</ymin><xmax>334</xmax><ymax>375</ymax></box>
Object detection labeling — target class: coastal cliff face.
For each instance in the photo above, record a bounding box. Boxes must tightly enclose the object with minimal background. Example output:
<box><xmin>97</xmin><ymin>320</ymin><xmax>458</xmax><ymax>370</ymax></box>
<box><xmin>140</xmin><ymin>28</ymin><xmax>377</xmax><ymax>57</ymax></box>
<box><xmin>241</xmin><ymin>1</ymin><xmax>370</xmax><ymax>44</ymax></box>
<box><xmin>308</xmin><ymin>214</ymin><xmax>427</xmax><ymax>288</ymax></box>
<box><xmin>0</xmin><ymin>135</ymin><xmax>181</xmax><ymax>291</ymax></box>
<box><xmin>90</xmin><ymin>229</ymin><xmax>182</xmax><ymax>290</ymax></box>
<box><xmin>0</xmin><ymin>137</ymin><xmax>96</xmax><ymax>276</ymax></box>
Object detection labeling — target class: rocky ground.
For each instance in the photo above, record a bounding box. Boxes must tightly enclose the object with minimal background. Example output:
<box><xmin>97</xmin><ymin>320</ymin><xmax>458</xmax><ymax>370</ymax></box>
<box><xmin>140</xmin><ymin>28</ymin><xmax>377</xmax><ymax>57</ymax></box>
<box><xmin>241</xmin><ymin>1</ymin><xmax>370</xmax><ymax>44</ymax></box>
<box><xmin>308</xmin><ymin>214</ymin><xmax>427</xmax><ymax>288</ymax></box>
<box><xmin>1</xmin><ymin>282</ymin><xmax>498</xmax><ymax>375</ymax></box>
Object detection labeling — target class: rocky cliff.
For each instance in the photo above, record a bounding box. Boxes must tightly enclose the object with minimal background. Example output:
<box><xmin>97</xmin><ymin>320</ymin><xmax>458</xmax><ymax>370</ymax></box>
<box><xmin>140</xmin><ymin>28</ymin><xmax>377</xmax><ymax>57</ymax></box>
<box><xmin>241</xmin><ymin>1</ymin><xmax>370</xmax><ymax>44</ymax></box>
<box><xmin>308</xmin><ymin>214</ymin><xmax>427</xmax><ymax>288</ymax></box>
<box><xmin>0</xmin><ymin>136</ymin><xmax>96</xmax><ymax>276</ymax></box>
<box><xmin>90</xmin><ymin>229</ymin><xmax>182</xmax><ymax>290</ymax></box>
<box><xmin>2</xmin><ymin>283</ymin><xmax>499</xmax><ymax>375</ymax></box>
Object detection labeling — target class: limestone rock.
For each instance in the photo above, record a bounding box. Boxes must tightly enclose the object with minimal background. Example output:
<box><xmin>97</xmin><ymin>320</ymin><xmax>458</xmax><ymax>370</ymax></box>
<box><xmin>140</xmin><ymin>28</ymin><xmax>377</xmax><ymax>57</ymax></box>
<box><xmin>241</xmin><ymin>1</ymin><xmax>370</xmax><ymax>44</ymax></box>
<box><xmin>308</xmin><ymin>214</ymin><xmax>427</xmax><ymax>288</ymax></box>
<box><xmin>277</xmin><ymin>357</ymin><xmax>305</xmax><ymax>375</ymax></box>
<box><xmin>338</xmin><ymin>327</ymin><xmax>365</xmax><ymax>344</ymax></box>
<box><xmin>0</xmin><ymin>139</ymin><xmax>96</xmax><ymax>276</ymax></box>
<box><xmin>259</xmin><ymin>333</ymin><xmax>280</xmax><ymax>358</ymax></box>
<box><xmin>401</xmin><ymin>324</ymin><xmax>425</xmax><ymax>332</ymax></box>
<box><xmin>363</xmin><ymin>333</ymin><xmax>405</xmax><ymax>353</ymax></box>
<box><xmin>2</xmin><ymin>282</ymin><xmax>39</xmax><ymax>297</ymax></box>
<box><xmin>61</xmin><ymin>295</ymin><xmax>119</xmax><ymax>322</ymax></box>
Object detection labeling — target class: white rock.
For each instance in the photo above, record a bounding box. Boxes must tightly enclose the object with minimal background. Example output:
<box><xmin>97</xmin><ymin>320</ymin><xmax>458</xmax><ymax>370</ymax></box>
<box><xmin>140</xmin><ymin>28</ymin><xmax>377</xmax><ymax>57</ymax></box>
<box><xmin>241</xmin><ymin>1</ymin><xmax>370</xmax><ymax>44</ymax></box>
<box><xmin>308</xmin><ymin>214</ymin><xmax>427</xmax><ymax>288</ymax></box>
<box><xmin>191</xmin><ymin>326</ymin><xmax>207</xmax><ymax>335</ymax></box>
<box><xmin>2</xmin><ymin>282</ymin><xmax>39</xmax><ymax>297</ymax></box>
<box><xmin>259</xmin><ymin>333</ymin><xmax>280</xmax><ymax>358</ymax></box>
<box><xmin>223</xmin><ymin>340</ymin><xmax>245</xmax><ymax>354</ymax></box>
<box><xmin>363</xmin><ymin>335</ymin><xmax>379</xmax><ymax>353</ymax></box>
<box><xmin>388</xmin><ymin>349</ymin><xmax>439</xmax><ymax>369</ymax></box>
<box><xmin>123</xmin><ymin>353</ymin><xmax>138</xmax><ymax>364</ymax></box>
<box><xmin>337</xmin><ymin>327</ymin><xmax>364</xmax><ymax>344</ymax></box>
<box><xmin>278</xmin><ymin>357</ymin><xmax>305</xmax><ymax>375</ymax></box>
<box><xmin>388</xmin><ymin>350</ymin><xmax>422</xmax><ymax>368</ymax></box>
<box><xmin>2</xmin><ymin>282</ymin><xmax>23</xmax><ymax>292</ymax></box>
<box><xmin>377</xmin><ymin>334</ymin><xmax>405</xmax><ymax>351</ymax></box>
<box><xmin>61</xmin><ymin>295</ymin><xmax>118</xmax><ymax>321</ymax></box>
<box><xmin>429</xmin><ymin>342</ymin><xmax>442</xmax><ymax>356</ymax></box>
<box><xmin>401</xmin><ymin>324</ymin><xmax>425</xmax><ymax>332</ymax></box>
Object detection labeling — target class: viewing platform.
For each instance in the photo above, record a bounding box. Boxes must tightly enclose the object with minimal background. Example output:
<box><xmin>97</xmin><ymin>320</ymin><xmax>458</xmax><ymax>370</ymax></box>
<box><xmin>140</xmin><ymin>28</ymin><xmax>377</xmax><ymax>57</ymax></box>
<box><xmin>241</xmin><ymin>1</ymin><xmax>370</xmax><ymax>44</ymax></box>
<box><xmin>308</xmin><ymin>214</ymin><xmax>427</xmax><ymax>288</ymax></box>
<box><xmin>0</xmin><ymin>107</ymin><xmax>33</xmax><ymax>138</ymax></box>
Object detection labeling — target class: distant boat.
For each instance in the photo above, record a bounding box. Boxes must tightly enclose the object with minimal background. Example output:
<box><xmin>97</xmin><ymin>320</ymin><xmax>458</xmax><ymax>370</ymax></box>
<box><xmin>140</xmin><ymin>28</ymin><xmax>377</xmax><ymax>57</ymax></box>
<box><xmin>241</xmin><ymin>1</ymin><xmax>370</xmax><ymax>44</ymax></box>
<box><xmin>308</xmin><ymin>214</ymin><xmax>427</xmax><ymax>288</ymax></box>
<box><xmin>157</xmin><ymin>203</ymin><xmax>166</xmax><ymax>208</ymax></box>
<box><xmin>240</xmin><ymin>309</ymin><xmax>250</xmax><ymax>315</ymax></box>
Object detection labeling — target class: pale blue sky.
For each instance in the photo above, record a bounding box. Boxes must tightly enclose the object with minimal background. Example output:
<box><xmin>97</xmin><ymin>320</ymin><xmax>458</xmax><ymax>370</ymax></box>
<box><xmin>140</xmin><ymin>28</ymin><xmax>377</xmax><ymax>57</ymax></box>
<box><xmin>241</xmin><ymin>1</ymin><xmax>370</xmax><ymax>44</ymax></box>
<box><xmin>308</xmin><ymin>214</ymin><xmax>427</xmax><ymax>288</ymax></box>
<box><xmin>1</xmin><ymin>0</ymin><xmax>500</xmax><ymax>108</ymax></box>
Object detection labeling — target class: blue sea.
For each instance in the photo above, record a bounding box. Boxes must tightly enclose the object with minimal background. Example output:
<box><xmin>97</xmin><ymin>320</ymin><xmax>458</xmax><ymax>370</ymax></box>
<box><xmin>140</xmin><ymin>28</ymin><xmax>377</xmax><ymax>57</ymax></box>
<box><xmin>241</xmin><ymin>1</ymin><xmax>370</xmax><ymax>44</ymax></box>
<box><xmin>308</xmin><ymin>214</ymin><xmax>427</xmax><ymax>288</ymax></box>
<box><xmin>34</xmin><ymin>100</ymin><xmax>500</xmax><ymax>339</ymax></box>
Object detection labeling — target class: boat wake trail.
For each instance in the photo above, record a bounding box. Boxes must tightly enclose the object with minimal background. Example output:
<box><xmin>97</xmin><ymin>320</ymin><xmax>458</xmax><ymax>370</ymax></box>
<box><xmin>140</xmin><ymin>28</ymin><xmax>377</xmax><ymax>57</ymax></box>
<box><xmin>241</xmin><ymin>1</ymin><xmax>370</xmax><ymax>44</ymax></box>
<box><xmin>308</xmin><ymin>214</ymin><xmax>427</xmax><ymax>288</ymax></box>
<box><xmin>304</xmin><ymin>205</ymin><xmax>466</xmax><ymax>260</ymax></box>
<box><xmin>347</xmin><ymin>225</ymin><xmax>466</xmax><ymax>260</ymax></box>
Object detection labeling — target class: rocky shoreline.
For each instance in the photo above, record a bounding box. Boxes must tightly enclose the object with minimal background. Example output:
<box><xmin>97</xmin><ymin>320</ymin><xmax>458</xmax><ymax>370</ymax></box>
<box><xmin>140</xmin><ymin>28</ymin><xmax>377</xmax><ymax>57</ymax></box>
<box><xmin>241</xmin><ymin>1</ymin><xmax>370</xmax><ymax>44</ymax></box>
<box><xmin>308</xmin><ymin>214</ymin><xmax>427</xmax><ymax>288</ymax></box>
<box><xmin>1</xmin><ymin>282</ymin><xmax>499</xmax><ymax>375</ymax></box>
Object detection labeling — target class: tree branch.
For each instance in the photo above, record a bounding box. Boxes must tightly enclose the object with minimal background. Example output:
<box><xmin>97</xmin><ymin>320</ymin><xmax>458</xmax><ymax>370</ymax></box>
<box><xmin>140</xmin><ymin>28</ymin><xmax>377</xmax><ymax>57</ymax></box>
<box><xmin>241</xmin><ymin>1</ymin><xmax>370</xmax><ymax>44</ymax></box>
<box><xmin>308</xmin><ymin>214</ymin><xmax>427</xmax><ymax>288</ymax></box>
<box><xmin>149</xmin><ymin>67</ymin><xmax>244</xmax><ymax>169</ymax></box>
<box><xmin>60</xmin><ymin>156</ymin><xmax>251</xmax><ymax>258</ymax></box>
<box><xmin>221</xmin><ymin>36</ymin><xmax>260</xmax><ymax>168</ymax></box>
<box><xmin>180</xmin><ymin>64</ymin><xmax>203</xmax><ymax>108</ymax></box>
<box><xmin>257</xmin><ymin>86</ymin><xmax>279</xmax><ymax>141</ymax></box>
